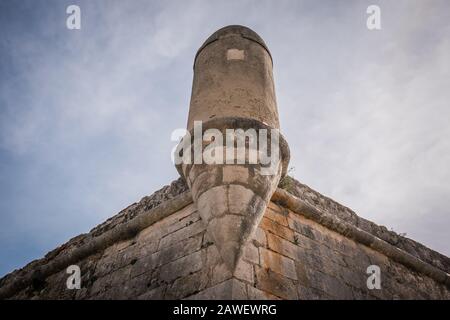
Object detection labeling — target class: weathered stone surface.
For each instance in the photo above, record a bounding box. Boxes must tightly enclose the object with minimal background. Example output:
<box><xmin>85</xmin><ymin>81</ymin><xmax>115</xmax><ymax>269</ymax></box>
<box><xmin>1</xmin><ymin>178</ymin><xmax>449</xmax><ymax>300</ymax></box>
<box><xmin>253</xmin><ymin>227</ymin><xmax>267</xmax><ymax>248</ymax></box>
<box><xmin>288</xmin><ymin>217</ymin><xmax>323</xmax><ymax>242</ymax></box>
<box><xmin>137</xmin><ymin>286</ymin><xmax>166</xmax><ymax>300</ymax></box>
<box><xmin>234</xmin><ymin>260</ymin><xmax>254</xmax><ymax>284</ymax></box>
<box><xmin>192</xmin><ymin>170</ymin><xmax>279</xmax><ymax>273</ymax></box>
<box><xmin>158</xmin><ymin>250</ymin><xmax>204</xmax><ymax>283</ymax></box>
<box><xmin>265</xmin><ymin>206</ymin><xmax>289</xmax><ymax>226</ymax></box>
<box><xmin>255</xmin><ymin>266</ymin><xmax>298</xmax><ymax>300</ymax></box>
<box><xmin>260</xmin><ymin>217</ymin><xmax>295</xmax><ymax>243</ymax></box>
<box><xmin>191</xmin><ymin>167</ymin><xmax>221</xmax><ymax>200</ymax></box>
<box><xmin>228</xmin><ymin>185</ymin><xmax>254</xmax><ymax>214</ymax></box>
<box><xmin>151</xmin><ymin>234</ymin><xmax>203</xmax><ymax>270</ymax></box>
<box><xmin>267</xmin><ymin>232</ymin><xmax>302</xmax><ymax>261</ymax></box>
<box><xmin>241</xmin><ymin>242</ymin><xmax>260</xmax><ymax>265</ymax></box>
<box><xmin>247</xmin><ymin>285</ymin><xmax>280</xmax><ymax>300</ymax></box>
<box><xmin>207</xmin><ymin>214</ymin><xmax>244</xmax><ymax>269</ymax></box>
<box><xmin>282</xmin><ymin>178</ymin><xmax>450</xmax><ymax>272</ymax></box>
<box><xmin>304</xmin><ymin>270</ymin><xmax>353</xmax><ymax>299</ymax></box>
<box><xmin>158</xmin><ymin>220</ymin><xmax>204</xmax><ymax>249</ymax></box>
<box><xmin>91</xmin><ymin>178</ymin><xmax>189</xmax><ymax>237</ymax></box>
<box><xmin>205</xmin><ymin>245</ymin><xmax>232</xmax><ymax>286</ymax></box>
<box><xmin>223</xmin><ymin>166</ymin><xmax>249</xmax><ymax>185</ymax></box>
<box><xmin>297</xmin><ymin>284</ymin><xmax>330</xmax><ymax>300</ymax></box>
<box><xmin>259</xmin><ymin>248</ymin><xmax>297</xmax><ymax>280</ymax></box>
<box><xmin>197</xmin><ymin>186</ymin><xmax>228</xmax><ymax>222</ymax></box>
<box><xmin>186</xmin><ymin>279</ymin><xmax>247</xmax><ymax>300</ymax></box>
<box><xmin>165</xmin><ymin>271</ymin><xmax>208</xmax><ymax>299</ymax></box>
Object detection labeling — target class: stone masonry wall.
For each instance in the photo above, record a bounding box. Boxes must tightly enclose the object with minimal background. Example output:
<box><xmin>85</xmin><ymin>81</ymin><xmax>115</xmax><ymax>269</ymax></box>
<box><xmin>4</xmin><ymin>199</ymin><xmax>449</xmax><ymax>299</ymax></box>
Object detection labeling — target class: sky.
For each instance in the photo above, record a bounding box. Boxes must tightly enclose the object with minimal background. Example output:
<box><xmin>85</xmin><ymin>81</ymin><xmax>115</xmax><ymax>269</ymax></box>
<box><xmin>0</xmin><ymin>0</ymin><xmax>449</xmax><ymax>277</ymax></box>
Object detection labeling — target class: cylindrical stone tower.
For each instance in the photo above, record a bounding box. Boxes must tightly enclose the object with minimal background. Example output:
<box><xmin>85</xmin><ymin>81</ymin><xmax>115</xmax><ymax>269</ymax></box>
<box><xmin>187</xmin><ymin>25</ymin><xmax>279</xmax><ymax>130</ymax></box>
<box><xmin>176</xmin><ymin>25</ymin><xmax>289</xmax><ymax>272</ymax></box>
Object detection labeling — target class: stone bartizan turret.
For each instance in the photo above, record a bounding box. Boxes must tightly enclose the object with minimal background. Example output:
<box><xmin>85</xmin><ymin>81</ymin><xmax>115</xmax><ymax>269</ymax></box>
<box><xmin>175</xmin><ymin>25</ymin><xmax>290</xmax><ymax>273</ymax></box>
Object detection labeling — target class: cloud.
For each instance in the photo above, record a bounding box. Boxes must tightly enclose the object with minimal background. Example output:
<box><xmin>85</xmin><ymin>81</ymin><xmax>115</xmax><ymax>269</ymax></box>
<box><xmin>276</xmin><ymin>0</ymin><xmax>450</xmax><ymax>255</ymax></box>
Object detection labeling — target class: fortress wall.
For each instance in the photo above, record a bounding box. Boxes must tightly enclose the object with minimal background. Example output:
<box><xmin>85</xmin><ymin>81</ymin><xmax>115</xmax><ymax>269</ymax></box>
<box><xmin>249</xmin><ymin>203</ymin><xmax>449</xmax><ymax>299</ymax></box>
<box><xmin>5</xmin><ymin>197</ymin><xmax>449</xmax><ymax>299</ymax></box>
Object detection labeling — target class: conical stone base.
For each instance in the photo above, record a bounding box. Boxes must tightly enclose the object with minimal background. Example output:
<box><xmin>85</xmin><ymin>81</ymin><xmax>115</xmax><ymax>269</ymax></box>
<box><xmin>187</xmin><ymin>162</ymin><xmax>282</xmax><ymax>272</ymax></box>
<box><xmin>176</xmin><ymin>117</ymin><xmax>290</xmax><ymax>273</ymax></box>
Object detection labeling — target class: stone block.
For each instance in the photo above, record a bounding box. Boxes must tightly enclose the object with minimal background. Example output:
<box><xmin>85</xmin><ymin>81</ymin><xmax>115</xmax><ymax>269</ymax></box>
<box><xmin>259</xmin><ymin>248</ymin><xmax>297</xmax><ymax>280</ymax></box>
<box><xmin>138</xmin><ymin>240</ymin><xmax>159</xmax><ymax>258</ymax></box>
<box><xmin>228</xmin><ymin>185</ymin><xmax>254</xmax><ymax>215</ymax></box>
<box><xmin>242</xmin><ymin>242</ymin><xmax>260</xmax><ymax>265</ymax></box>
<box><xmin>253</xmin><ymin>227</ymin><xmax>267</xmax><ymax>247</ymax></box>
<box><xmin>223</xmin><ymin>166</ymin><xmax>249</xmax><ymax>184</ymax></box>
<box><xmin>247</xmin><ymin>285</ymin><xmax>280</xmax><ymax>300</ymax></box>
<box><xmin>186</xmin><ymin>279</ymin><xmax>247</xmax><ymax>300</ymax></box>
<box><xmin>94</xmin><ymin>251</ymin><xmax>120</xmax><ymax>278</ymax></box>
<box><xmin>116</xmin><ymin>244</ymin><xmax>140</xmax><ymax>269</ymax></box>
<box><xmin>288</xmin><ymin>217</ymin><xmax>322</xmax><ymax>242</ymax></box>
<box><xmin>196</xmin><ymin>186</ymin><xmax>228</xmax><ymax>223</ymax></box>
<box><xmin>265</xmin><ymin>207</ymin><xmax>288</xmax><ymax>226</ymax></box>
<box><xmin>136</xmin><ymin>286</ymin><xmax>166</xmax><ymax>300</ymax></box>
<box><xmin>153</xmin><ymin>233</ymin><xmax>203</xmax><ymax>268</ymax></box>
<box><xmin>317</xmin><ymin>245</ymin><xmax>347</xmax><ymax>267</ymax></box>
<box><xmin>294</xmin><ymin>261</ymin><xmax>308</xmax><ymax>285</ymax></box>
<box><xmin>188</xmin><ymin>163</ymin><xmax>209</xmax><ymax>187</ymax></box>
<box><xmin>207</xmin><ymin>215</ymin><xmax>245</xmax><ymax>269</ymax></box>
<box><xmin>165</xmin><ymin>210</ymin><xmax>201</xmax><ymax>235</ymax></box>
<box><xmin>136</xmin><ymin>224</ymin><xmax>164</xmax><ymax>245</ymax></box>
<box><xmin>116</xmin><ymin>239</ymin><xmax>134</xmax><ymax>252</ymax></box>
<box><xmin>159</xmin><ymin>250</ymin><xmax>204</xmax><ymax>283</ymax></box>
<box><xmin>158</xmin><ymin>220</ymin><xmax>205</xmax><ymax>249</ymax></box>
<box><xmin>191</xmin><ymin>167</ymin><xmax>220</xmax><ymax>200</ymax></box>
<box><xmin>255</xmin><ymin>266</ymin><xmax>298</xmax><ymax>300</ymax></box>
<box><xmin>297</xmin><ymin>284</ymin><xmax>330</xmax><ymax>300</ymax></box>
<box><xmin>137</xmin><ymin>204</ymin><xmax>197</xmax><ymax>244</ymax></box>
<box><xmin>90</xmin><ymin>273</ymin><xmax>111</xmax><ymax>296</ymax></box>
<box><xmin>259</xmin><ymin>217</ymin><xmax>295</xmax><ymax>243</ymax></box>
<box><xmin>266</xmin><ymin>232</ymin><xmax>302</xmax><ymax>261</ymax></box>
<box><xmin>267</xmin><ymin>201</ymin><xmax>283</xmax><ymax>213</ymax></box>
<box><xmin>234</xmin><ymin>260</ymin><xmax>254</xmax><ymax>284</ymax></box>
<box><xmin>211</xmin><ymin>262</ymin><xmax>233</xmax><ymax>286</ymax></box>
<box><xmin>206</xmin><ymin>245</ymin><xmax>232</xmax><ymax>286</ymax></box>
<box><xmin>130</xmin><ymin>252</ymin><xmax>156</xmax><ymax>279</ymax></box>
<box><xmin>124</xmin><ymin>270</ymin><xmax>154</xmax><ymax>298</ymax></box>
<box><xmin>305</xmin><ymin>270</ymin><xmax>353</xmax><ymax>299</ymax></box>
<box><xmin>165</xmin><ymin>271</ymin><xmax>209</xmax><ymax>299</ymax></box>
